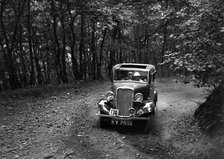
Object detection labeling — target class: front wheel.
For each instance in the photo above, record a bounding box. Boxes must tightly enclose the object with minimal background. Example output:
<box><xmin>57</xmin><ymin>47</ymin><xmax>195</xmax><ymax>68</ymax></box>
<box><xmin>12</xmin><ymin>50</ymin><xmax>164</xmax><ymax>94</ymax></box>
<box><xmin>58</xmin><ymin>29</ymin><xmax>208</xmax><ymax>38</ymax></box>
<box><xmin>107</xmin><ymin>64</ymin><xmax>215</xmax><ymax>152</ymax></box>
<box><xmin>99</xmin><ymin>117</ymin><xmax>105</xmax><ymax>128</ymax></box>
<box><xmin>99</xmin><ymin>117</ymin><xmax>110</xmax><ymax>128</ymax></box>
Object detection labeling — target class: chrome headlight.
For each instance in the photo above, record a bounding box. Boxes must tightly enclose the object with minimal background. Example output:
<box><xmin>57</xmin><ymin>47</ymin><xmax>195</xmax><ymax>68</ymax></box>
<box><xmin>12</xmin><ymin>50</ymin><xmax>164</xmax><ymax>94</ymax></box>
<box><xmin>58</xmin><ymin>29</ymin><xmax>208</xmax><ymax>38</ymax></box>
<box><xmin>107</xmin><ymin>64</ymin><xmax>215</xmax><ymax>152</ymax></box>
<box><xmin>105</xmin><ymin>91</ymin><xmax>115</xmax><ymax>101</ymax></box>
<box><xmin>134</xmin><ymin>93</ymin><xmax>143</xmax><ymax>102</ymax></box>
<box><xmin>128</xmin><ymin>108</ymin><xmax>135</xmax><ymax>115</ymax></box>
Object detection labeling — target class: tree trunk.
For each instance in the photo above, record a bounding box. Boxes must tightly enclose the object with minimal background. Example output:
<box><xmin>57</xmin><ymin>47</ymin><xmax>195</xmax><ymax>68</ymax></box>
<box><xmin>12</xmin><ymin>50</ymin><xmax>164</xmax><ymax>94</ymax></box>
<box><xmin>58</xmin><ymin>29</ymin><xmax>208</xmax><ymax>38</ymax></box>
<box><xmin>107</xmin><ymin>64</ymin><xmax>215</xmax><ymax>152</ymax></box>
<box><xmin>162</xmin><ymin>22</ymin><xmax>168</xmax><ymax>62</ymax></box>
<box><xmin>118</xmin><ymin>28</ymin><xmax>123</xmax><ymax>63</ymax></box>
<box><xmin>0</xmin><ymin>0</ymin><xmax>26</xmax><ymax>89</ymax></box>
<box><xmin>19</xmin><ymin>24</ymin><xmax>28</xmax><ymax>87</ymax></box>
<box><xmin>91</xmin><ymin>19</ymin><xmax>96</xmax><ymax>80</ymax></box>
<box><xmin>70</xmin><ymin>41</ymin><xmax>79</xmax><ymax>80</ymax></box>
<box><xmin>149</xmin><ymin>43</ymin><xmax>158</xmax><ymax>66</ymax></box>
<box><xmin>51</xmin><ymin>0</ymin><xmax>61</xmax><ymax>84</ymax></box>
<box><xmin>161</xmin><ymin>0</ymin><xmax>169</xmax><ymax>77</ymax></box>
<box><xmin>67</xmin><ymin>3</ymin><xmax>79</xmax><ymax>80</ymax></box>
<box><xmin>108</xmin><ymin>27</ymin><xmax>118</xmax><ymax>79</ymax></box>
<box><xmin>60</xmin><ymin>15</ymin><xmax>68</xmax><ymax>83</ymax></box>
<box><xmin>97</xmin><ymin>28</ymin><xmax>107</xmax><ymax>79</ymax></box>
<box><xmin>0</xmin><ymin>41</ymin><xmax>7</xmax><ymax>91</ymax></box>
<box><xmin>46</xmin><ymin>42</ymin><xmax>51</xmax><ymax>84</ymax></box>
<box><xmin>40</xmin><ymin>49</ymin><xmax>47</xmax><ymax>84</ymax></box>
<box><xmin>0</xmin><ymin>70</ymin><xmax>5</xmax><ymax>91</ymax></box>
<box><xmin>27</xmin><ymin>0</ymin><xmax>36</xmax><ymax>86</ymax></box>
<box><xmin>33</xmin><ymin>42</ymin><xmax>43</xmax><ymax>85</ymax></box>
<box><xmin>79</xmin><ymin>12</ymin><xmax>85</xmax><ymax>80</ymax></box>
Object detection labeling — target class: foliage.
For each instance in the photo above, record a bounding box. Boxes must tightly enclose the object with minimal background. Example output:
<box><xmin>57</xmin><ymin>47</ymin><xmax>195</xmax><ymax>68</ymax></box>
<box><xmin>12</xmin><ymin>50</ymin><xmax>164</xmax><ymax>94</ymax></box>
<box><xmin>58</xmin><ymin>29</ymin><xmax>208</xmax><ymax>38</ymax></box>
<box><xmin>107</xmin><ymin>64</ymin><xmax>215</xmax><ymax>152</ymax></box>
<box><xmin>0</xmin><ymin>0</ymin><xmax>224</xmax><ymax>90</ymax></box>
<box><xmin>162</xmin><ymin>0</ymin><xmax>224</xmax><ymax>87</ymax></box>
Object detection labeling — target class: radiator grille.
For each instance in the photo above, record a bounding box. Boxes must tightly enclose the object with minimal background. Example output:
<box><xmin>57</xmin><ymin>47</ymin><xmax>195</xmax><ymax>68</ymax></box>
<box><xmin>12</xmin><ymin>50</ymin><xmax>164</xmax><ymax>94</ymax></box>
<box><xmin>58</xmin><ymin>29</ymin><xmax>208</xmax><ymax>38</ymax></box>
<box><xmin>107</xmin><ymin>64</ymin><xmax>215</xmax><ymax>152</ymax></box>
<box><xmin>117</xmin><ymin>89</ymin><xmax>133</xmax><ymax>116</ymax></box>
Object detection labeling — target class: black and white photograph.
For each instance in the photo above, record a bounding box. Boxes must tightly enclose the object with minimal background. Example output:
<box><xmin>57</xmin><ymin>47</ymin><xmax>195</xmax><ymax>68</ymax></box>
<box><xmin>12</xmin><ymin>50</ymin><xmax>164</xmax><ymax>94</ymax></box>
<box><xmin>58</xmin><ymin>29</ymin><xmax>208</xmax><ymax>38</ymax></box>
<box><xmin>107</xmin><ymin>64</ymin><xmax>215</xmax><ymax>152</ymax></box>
<box><xmin>0</xmin><ymin>0</ymin><xmax>224</xmax><ymax>158</ymax></box>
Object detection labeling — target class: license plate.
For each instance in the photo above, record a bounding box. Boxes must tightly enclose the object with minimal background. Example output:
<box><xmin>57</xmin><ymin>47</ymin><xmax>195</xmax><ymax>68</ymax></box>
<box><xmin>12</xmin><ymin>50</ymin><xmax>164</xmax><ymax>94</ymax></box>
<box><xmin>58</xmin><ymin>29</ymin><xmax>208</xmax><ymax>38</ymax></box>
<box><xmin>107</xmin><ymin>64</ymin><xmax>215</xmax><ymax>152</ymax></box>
<box><xmin>111</xmin><ymin>120</ymin><xmax>133</xmax><ymax>126</ymax></box>
<box><xmin>109</xmin><ymin>109</ymin><xmax>119</xmax><ymax>116</ymax></box>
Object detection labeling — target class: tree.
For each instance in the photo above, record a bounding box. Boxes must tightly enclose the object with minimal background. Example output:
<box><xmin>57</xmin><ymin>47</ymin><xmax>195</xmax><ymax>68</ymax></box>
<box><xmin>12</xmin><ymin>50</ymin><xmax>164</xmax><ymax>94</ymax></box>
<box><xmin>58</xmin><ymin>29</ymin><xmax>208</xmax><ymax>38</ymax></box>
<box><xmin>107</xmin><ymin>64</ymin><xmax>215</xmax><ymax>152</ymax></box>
<box><xmin>0</xmin><ymin>0</ymin><xmax>27</xmax><ymax>89</ymax></box>
<box><xmin>161</xmin><ymin>0</ymin><xmax>224</xmax><ymax>132</ymax></box>
<box><xmin>27</xmin><ymin>0</ymin><xmax>36</xmax><ymax>86</ymax></box>
<box><xmin>162</xmin><ymin>0</ymin><xmax>224</xmax><ymax>86</ymax></box>
<box><xmin>2</xmin><ymin>0</ymin><xmax>223</xmax><ymax>94</ymax></box>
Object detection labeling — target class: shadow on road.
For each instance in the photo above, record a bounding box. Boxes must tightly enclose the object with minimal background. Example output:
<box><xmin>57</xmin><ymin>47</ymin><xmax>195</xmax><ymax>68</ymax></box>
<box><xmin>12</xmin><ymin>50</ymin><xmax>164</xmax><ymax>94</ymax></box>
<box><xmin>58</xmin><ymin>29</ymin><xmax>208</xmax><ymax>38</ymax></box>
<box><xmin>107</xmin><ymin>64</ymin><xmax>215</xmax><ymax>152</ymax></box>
<box><xmin>94</xmin><ymin>118</ymin><xmax>159</xmax><ymax>135</ymax></box>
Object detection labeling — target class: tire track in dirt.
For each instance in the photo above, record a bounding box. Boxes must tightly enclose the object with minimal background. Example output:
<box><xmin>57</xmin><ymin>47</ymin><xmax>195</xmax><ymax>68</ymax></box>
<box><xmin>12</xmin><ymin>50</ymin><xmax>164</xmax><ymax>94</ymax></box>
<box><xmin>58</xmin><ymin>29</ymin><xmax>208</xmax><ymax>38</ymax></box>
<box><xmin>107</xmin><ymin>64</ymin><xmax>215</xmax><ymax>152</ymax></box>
<box><xmin>122</xmin><ymin>78</ymin><xmax>207</xmax><ymax>159</ymax></box>
<box><xmin>60</xmin><ymin>82</ymin><xmax>153</xmax><ymax>159</ymax></box>
<box><xmin>0</xmin><ymin>79</ymin><xmax>210</xmax><ymax>159</ymax></box>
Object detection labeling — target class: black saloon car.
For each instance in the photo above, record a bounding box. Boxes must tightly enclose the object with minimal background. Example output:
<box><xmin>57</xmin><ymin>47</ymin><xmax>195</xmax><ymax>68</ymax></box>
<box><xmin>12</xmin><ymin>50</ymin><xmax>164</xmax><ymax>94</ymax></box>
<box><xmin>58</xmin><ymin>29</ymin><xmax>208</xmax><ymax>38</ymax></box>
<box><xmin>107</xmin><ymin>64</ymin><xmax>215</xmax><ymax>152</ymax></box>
<box><xmin>96</xmin><ymin>63</ymin><xmax>158</xmax><ymax>128</ymax></box>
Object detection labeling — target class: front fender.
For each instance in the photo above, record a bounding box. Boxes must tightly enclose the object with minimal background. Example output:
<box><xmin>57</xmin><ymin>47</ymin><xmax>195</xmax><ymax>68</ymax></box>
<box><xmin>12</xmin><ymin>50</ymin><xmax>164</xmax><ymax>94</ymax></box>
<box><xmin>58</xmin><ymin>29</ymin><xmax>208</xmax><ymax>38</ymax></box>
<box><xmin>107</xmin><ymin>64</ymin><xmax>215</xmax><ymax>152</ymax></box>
<box><xmin>136</xmin><ymin>101</ymin><xmax>155</xmax><ymax>116</ymax></box>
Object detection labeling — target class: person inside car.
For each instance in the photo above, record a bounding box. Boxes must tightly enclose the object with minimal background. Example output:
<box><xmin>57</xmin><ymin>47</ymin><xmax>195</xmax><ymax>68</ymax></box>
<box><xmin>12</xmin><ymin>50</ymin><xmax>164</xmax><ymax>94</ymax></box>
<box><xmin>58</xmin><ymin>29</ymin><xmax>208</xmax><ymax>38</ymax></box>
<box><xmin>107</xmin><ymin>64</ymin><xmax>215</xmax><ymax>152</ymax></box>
<box><xmin>133</xmin><ymin>72</ymin><xmax>143</xmax><ymax>82</ymax></box>
<box><xmin>126</xmin><ymin>71</ymin><xmax>133</xmax><ymax>80</ymax></box>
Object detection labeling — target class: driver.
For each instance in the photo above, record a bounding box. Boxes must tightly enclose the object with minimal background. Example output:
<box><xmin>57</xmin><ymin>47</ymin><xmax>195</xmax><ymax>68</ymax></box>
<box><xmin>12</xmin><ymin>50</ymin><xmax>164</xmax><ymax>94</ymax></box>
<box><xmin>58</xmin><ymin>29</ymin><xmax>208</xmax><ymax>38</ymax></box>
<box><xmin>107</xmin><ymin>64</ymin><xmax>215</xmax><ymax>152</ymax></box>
<box><xmin>127</xmin><ymin>71</ymin><xmax>133</xmax><ymax>80</ymax></box>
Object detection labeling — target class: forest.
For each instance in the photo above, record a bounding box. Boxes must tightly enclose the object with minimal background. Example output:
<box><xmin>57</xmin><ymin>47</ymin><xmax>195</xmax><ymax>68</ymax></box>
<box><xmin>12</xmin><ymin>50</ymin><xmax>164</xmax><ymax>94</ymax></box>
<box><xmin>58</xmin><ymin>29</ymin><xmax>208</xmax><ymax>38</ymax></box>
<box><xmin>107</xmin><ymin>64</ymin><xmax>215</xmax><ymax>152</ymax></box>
<box><xmin>1</xmin><ymin>0</ymin><xmax>224</xmax><ymax>158</ymax></box>
<box><xmin>0</xmin><ymin>0</ymin><xmax>223</xmax><ymax>91</ymax></box>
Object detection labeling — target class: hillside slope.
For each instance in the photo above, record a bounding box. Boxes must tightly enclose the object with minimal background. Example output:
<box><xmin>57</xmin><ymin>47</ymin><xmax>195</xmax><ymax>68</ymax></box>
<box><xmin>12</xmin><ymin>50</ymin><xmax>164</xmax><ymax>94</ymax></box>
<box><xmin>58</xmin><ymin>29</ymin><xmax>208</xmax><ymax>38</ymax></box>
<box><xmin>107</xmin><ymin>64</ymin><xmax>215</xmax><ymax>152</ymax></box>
<box><xmin>194</xmin><ymin>80</ymin><xmax>224</xmax><ymax>133</ymax></box>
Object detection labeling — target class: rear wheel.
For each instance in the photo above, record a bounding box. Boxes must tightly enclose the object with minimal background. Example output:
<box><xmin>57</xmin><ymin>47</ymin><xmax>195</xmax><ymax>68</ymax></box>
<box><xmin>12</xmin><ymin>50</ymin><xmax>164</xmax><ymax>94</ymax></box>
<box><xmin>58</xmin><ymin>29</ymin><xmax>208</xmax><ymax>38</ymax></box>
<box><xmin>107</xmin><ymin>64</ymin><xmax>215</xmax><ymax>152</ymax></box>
<box><xmin>144</xmin><ymin>111</ymin><xmax>158</xmax><ymax>134</ymax></box>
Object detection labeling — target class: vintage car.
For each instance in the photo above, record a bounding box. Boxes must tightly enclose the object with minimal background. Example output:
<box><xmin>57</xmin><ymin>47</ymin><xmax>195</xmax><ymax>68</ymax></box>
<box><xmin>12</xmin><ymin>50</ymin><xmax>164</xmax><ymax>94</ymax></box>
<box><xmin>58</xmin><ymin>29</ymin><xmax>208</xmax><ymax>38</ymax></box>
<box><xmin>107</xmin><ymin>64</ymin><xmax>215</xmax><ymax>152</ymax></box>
<box><xmin>96</xmin><ymin>63</ymin><xmax>158</xmax><ymax>128</ymax></box>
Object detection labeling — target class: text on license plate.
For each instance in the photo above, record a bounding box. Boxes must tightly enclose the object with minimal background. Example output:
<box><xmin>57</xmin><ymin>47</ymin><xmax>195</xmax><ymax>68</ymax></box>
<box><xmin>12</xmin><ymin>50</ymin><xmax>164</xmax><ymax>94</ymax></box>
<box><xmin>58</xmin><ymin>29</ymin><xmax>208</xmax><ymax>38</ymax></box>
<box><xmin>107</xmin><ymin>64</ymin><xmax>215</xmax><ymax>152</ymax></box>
<box><xmin>111</xmin><ymin>120</ymin><xmax>133</xmax><ymax>126</ymax></box>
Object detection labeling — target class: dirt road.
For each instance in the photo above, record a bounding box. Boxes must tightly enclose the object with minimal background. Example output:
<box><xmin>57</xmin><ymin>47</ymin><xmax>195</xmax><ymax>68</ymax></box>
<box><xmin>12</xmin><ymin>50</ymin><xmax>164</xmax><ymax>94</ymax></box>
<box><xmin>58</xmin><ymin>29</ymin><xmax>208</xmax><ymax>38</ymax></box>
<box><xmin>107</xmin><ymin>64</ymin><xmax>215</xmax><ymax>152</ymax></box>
<box><xmin>0</xmin><ymin>77</ymin><xmax>222</xmax><ymax>159</ymax></box>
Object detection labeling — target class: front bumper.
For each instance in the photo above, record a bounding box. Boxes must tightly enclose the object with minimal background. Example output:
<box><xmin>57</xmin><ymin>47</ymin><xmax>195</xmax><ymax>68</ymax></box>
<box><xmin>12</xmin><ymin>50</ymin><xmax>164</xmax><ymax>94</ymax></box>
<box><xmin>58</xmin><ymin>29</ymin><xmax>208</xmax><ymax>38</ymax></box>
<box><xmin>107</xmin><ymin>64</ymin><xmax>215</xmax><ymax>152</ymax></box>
<box><xmin>97</xmin><ymin>99</ymin><xmax>155</xmax><ymax>120</ymax></box>
<box><xmin>96</xmin><ymin>113</ymin><xmax>150</xmax><ymax>120</ymax></box>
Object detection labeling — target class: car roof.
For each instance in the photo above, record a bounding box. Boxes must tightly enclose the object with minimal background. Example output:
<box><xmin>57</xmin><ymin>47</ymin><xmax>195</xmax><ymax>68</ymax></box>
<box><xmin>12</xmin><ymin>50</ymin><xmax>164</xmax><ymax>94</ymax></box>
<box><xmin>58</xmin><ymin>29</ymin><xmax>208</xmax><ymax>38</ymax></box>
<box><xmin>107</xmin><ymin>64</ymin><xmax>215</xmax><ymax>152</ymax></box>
<box><xmin>113</xmin><ymin>63</ymin><xmax>156</xmax><ymax>74</ymax></box>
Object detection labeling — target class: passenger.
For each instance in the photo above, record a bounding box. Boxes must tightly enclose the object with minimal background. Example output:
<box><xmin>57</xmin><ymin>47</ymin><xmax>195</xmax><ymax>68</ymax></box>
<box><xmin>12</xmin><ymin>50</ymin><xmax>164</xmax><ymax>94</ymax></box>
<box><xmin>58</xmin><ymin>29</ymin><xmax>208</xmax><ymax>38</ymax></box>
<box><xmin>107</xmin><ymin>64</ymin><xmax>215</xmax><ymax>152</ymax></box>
<box><xmin>133</xmin><ymin>72</ymin><xmax>143</xmax><ymax>82</ymax></box>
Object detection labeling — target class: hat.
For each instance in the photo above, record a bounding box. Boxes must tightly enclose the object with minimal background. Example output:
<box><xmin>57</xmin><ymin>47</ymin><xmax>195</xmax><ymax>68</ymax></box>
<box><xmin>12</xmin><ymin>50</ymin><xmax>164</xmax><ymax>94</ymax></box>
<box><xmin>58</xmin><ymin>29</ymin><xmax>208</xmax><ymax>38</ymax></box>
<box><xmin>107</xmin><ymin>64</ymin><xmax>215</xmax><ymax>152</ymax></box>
<box><xmin>134</xmin><ymin>72</ymin><xmax>140</xmax><ymax>76</ymax></box>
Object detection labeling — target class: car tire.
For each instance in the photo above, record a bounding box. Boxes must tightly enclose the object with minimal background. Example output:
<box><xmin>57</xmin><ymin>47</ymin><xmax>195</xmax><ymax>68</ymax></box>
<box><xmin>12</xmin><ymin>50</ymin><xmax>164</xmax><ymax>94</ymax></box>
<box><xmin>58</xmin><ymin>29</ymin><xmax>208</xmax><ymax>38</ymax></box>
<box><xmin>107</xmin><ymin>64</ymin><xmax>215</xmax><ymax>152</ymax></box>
<box><xmin>134</xmin><ymin>120</ymin><xmax>146</xmax><ymax>130</ymax></box>
<box><xmin>99</xmin><ymin>110</ymin><xmax>110</xmax><ymax>128</ymax></box>
<box><xmin>100</xmin><ymin>117</ymin><xmax>111</xmax><ymax>128</ymax></box>
<box><xmin>135</xmin><ymin>120</ymin><xmax>150</xmax><ymax>134</ymax></box>
<box><xmin>144</xmin><ymin>116</ymin><xmax>157</xmax><ymax>134</ymax></box>
<box><xmin>99</xmin><ymin>117</ymin><xmax>107</xmax><ymax>128</ymax></box>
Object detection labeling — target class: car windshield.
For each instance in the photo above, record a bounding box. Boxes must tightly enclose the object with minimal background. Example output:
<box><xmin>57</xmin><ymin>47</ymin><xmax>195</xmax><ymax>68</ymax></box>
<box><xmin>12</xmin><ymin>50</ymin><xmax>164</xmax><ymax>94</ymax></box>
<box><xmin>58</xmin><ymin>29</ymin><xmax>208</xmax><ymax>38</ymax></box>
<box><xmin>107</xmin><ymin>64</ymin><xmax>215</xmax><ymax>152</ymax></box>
<box><xmin>113</xmin><ymin>70</ymin><xmax>149</xmax><ymax>82</ymax></box>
